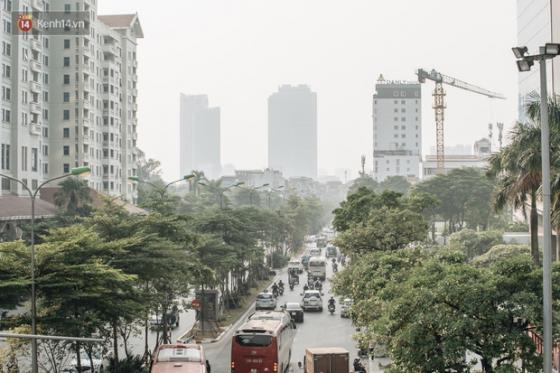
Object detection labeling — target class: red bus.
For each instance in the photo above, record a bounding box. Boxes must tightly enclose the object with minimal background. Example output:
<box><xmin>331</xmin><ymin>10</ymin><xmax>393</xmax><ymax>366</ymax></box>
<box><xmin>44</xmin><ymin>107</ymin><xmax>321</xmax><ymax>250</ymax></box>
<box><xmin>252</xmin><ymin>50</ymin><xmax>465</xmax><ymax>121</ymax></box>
<box><xmin>231</xmin><ymin>312</ymin><xmax>296</xmax><ymax>373</ymax></box>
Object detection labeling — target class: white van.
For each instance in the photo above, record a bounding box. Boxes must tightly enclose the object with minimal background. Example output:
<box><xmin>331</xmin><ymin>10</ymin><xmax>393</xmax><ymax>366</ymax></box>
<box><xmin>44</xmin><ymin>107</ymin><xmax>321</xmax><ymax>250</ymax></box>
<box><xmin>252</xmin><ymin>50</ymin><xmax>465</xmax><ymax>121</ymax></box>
<box><xmin>308</xmin><ymin>257</ymin><xmax>326</xmax><ymax>281</ymax></box>
<box><xmin>309</xmin><ymin>248</ymin><xmax>321</xmax><ymax>257</ymax></box>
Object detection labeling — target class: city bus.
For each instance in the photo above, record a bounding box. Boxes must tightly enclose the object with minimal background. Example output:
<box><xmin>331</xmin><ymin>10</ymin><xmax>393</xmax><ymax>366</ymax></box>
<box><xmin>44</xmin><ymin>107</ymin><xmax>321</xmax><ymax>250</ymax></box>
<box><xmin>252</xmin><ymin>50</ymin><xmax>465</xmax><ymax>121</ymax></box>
<box><xmin>231</xmin><ymin>313</ymin><xmax>296</xmax><ymax>373</ymax></box>
<box><xmin>308</xmin><ymin>256</ymin><xmax>327</xmax><ymax>281</ymax></box>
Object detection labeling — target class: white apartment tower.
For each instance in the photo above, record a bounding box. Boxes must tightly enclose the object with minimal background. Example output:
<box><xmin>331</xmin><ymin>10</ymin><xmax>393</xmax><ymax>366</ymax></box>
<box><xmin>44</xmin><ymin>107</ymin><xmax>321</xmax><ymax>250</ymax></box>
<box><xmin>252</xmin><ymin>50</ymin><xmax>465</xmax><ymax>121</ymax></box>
<box><xmin>179</xmin><ymin>94</ymin><xmax>221</xmax><ymax>180</ymax></box>
<box><xmin>0</xmin><ymin>0</ymin><xmax>142</xmax><ymax>202</ymax></box>
<box><xmin>268</xmin><ymin>84</ymin><xmax>317</xmax><ymax>179</ymax></box>
<box><xmin>372</xmin><ymin>76</ymin><xmax>422</xmax><ymax>181</ymax></box>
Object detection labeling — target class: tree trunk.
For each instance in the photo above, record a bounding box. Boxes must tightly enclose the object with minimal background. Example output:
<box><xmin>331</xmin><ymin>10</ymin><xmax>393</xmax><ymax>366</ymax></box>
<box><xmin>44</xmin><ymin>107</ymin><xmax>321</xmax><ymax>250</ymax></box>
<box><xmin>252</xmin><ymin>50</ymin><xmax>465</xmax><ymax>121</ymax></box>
<box><xmin>530</xmin><ymin>190</ymin><xmax>540</xmax><ymax>265</ymax></box>
<box><xmin>112</xmin><ymin>321</ymin><xmax>119</xmax><ymax>372</ymax></box>
<box><xmin>75</xmin><ymin>341</ymin><xmax>82</xmax><ymax>373</ymax></box>
<box><xmin>480</xmin><ymin>357</ymin><xmax>493</xmax><ymax>373</ymax></box>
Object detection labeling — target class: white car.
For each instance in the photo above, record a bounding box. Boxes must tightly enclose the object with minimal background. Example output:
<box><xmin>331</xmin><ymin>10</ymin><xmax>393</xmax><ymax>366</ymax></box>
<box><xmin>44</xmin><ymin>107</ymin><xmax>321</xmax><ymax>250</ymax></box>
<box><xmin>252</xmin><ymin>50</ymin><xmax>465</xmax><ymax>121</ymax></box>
<box><xmin>340</xmin><ymin>298</ymin><xmax>353</xmax><ymax>318</ymax></box>
<box><xmin>255</xmin><ymin>292</ymin><xmax>277</xmax><ymax>310</ymax></box>
<box><xmin>69</xmin><ymin>352</ymin><xmax>104</xmax><ymax>372</ymax></box>
<box><xmin>301</xmin><ymin>290</ymin><xmax>323</xmax><ymax>312</ymax></box>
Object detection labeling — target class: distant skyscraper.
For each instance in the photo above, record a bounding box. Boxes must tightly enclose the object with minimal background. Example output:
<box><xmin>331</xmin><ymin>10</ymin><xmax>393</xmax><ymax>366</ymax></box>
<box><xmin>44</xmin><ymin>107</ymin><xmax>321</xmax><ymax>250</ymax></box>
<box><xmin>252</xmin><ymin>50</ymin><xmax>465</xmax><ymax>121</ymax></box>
<box><xmin>372</xmin><ymin>75</ymin><xmax>422</xmax><ymax>181</ymax></box>
<box><xmin>268</xmin><ymin>85</ymin><xmax>317</xmax><ymax>179</ymax></box>
<box><xmin>517</xmin><ymin>0</ymin><xmax>560</xmax><ymax>121</ymax></box>
<box><xmin>179</xmin><ymin>94</ymin><xmax>221</xmax><ymax>179</ymax></box>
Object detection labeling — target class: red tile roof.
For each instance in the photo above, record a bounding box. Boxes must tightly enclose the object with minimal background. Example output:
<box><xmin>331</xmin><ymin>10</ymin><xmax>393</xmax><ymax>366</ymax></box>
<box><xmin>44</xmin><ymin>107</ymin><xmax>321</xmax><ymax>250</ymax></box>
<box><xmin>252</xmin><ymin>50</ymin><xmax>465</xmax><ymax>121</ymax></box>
<box><xmin>0</xmin><ymin>196</ymin><xmax>57</xmax><ymax>220</ymax></box>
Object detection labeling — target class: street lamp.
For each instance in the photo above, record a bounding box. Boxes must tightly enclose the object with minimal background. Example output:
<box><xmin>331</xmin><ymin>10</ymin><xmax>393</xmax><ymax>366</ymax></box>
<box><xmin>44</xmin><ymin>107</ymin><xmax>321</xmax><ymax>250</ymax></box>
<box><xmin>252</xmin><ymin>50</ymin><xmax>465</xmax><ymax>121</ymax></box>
<box><xmin>0</xmin><ymin>166</ymin><xmax>90</xmax><ymax>373</ymax></box>
<box><xmin>128</xmin><ymin>174</ymin><xmax>194</xmax><ymax>197</ymax></box>
<box><xmin>247</xmin><ymin>183</ymin><xmax>270</xmax><ymax>206</ymax></box>
<box><xmin>512</xmin><ymin>43</ymin><xmax>560</xmax><ymax>373</ymax></box>
<box><xmin>198</xmin><ymin>181</ymin><xmax>244</xmax><ymax>209</ymax></box>
<box><xmin>266</xmin><ymin>185</ymin><xmax>285</xmax><ymax>209</ymax></box>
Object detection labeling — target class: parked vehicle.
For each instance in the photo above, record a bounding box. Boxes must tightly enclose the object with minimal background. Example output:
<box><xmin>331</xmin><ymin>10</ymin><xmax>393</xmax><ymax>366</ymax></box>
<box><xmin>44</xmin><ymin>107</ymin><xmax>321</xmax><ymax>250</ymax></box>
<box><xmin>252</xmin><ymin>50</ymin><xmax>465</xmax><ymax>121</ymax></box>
<box><xmin>303</xmin><ymin>347</ymin><xmax>349</xmax><ymax>373</ymax></box>
<box><xmin>325</xmin><ymin>245</ymin><xmax>338</xmax><ymax>258</ymax></box>
<box><xmin>283</xmin><ymin>302</ymin><xmax>304</xmax><ymax>323</ymax></box>
<box><xmin>288</xmin><ymin>260</ymin><xmax>304</xmax><ymax>274</ymax></box>
<box><xmin>301</xmin><ymin>290</ymin><xmax>323</xmax><ymax>312</ymax></box>
<box><xmin>308</xmin><ymin>257</ymin><xmax>327</xmax><ymax>281</ymax></box>
<box><xmin>256</xmin><ymin>291</ymin><xmax>277</xmax><ymax>310</ymax></box>
<box><xmin>340</xmin><ymin>298</ymin><xmax>353</xmax><ymax>318</ymax></box>
<box><xmin>231</xmin><ymin>315</ymin><xmax>295</xmax><ymax>373</ymax></box>
<box><xmin>151</xmin><ymin>344</ymin><xmax>210</xmax><ymax>373</ymax></box>
<box><xmin>149</xmin><ymin>306</ymin><xmax>180</xmax><ymax>329</ymax></box>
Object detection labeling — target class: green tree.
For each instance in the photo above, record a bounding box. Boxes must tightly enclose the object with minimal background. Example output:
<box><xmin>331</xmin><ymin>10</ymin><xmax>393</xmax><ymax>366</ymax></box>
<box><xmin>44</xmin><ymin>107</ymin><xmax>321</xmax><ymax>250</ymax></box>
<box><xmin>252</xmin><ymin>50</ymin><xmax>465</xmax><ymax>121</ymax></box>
<box><xmin>54</xmin><ymin>177</ymin><xmax>92</xmax><ymax>217</ymax></box>
<box><xmin>348</xmin><ymin>175</ymin><xmax>378</xmax><ymax>195</ymax></box>
<box><xmin>448</xmin><ymin>229</ymin><xmax>503</xmax><ymax>260</ymax></box>
<box><xmin>379</xmin><ymin>176</ymin><xmax>410</xmax><ymax>195</ymax></box>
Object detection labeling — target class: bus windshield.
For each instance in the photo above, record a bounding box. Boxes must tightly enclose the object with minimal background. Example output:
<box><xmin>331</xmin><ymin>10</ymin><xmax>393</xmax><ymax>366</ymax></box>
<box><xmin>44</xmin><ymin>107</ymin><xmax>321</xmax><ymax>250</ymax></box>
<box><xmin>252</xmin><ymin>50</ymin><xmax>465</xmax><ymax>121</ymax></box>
<box><xmin>235</xmin><ymin>334</ymin><xmax>273</xmax><ymax>347</ymax></box>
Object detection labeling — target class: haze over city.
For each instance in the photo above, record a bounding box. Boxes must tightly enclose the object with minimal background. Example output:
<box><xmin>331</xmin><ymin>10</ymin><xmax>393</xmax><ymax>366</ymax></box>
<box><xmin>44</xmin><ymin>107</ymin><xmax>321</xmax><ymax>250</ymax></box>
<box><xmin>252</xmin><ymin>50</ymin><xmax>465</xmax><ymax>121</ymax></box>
<box><xmin>99</xmin><ymin>0</ymin><xmax>518</xmax><ymax>181</ymax></box>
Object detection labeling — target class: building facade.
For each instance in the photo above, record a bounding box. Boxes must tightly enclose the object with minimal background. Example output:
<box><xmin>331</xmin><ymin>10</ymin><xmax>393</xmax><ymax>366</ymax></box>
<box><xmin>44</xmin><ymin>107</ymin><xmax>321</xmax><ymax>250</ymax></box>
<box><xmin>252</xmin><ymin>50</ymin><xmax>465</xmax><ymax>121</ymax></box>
<box><xmin>179</xmin><ymin>94</ymin><xmax>221</xmax><ymax>180</ymax></box>
<box><xmin>517</xmin><ymin>0</ymin><xmax>560</xmax><ymax>120</ymax></box>
<box><xmin>422</xmin><ymin>138</ymin><xmax>491</xmax><ymax>178</ymax></box>
<box><xmin>268</xmin><ymin>84</ymin><xmax>317</xmax><ymax>179</ymax></box>
<box><xmin>0</xmin><ymin>0</ymin><xmax>142</xmax><ymax>202</ymax></box>
<box><xmin>372</xmin><ymin>76</ymin><xmax>422</xmax><ymax>181</ymax></box>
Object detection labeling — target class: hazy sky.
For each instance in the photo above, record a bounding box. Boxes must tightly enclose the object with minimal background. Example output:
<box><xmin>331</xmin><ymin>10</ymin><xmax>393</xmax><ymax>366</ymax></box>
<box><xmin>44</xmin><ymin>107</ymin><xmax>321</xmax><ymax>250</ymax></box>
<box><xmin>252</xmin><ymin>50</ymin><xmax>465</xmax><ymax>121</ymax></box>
<box><xmin>99</xmin><ymin>0</ymin><xmax>518</xmax><ymax>181</ymax></box>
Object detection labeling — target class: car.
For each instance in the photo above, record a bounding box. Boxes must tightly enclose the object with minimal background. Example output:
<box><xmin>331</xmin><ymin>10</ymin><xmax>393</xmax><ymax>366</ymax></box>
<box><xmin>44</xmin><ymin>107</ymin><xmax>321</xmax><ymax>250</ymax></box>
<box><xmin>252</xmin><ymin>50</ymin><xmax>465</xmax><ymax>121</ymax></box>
<box><xmin>288</xmin><ymin>260</ymin><xmax>304</xmax><ymax>274</ymax></box>
<box><xmin>309</xmin><ymin>248</ymin><xmax>321</xmax><ymax>257</ymax></box>
<box><xmin>326</xmin><ymin>245</ymin><xmax>338</xmax><ymax>258</ymax></box>
<box><xmin>301</xmin><ymin>290</ymin><xmax>323</xmax><ymax>312</ymax></box>
<box><xmin>69</xmin><ymin>351</ymin><xmax>104</xmax><ymax>372</ymax></box>
<box><xmin>151</xmin><ymin>344</ymin><xmax>210</xmax><ymax>373</ymax></box>
<box><xmin>340</xmin><ymin>298</ymin><xmax>353</xmax><ymax>318</ymax></box>
<box><xmin>149</xmin><ymin>306</ymin><xmax>180</xmax><ymax>329</ymax></box>
<box><xmin>255</xmin><ymin>291</ymin><xmax>277</xmax><ymax>310</ymax></box>
<box><xmin>249</xmin><ymin>310</ymin><xmax>292</xmax><ymax>325</ymax></box>
<box><xmin>283</xmin><ymin>302</ymin><xmax>304</xmax><ymax>322</ymax></box>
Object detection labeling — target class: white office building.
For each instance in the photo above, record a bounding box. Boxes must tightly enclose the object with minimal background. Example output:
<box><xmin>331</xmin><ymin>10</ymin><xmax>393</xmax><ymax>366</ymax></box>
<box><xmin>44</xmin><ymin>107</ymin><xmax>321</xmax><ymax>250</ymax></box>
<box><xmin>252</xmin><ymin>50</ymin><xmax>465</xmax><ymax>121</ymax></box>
<box><xmin>422</xmin><ymin>138</ymin><xmax>491</xmax><ymax>178</ymax></box>
<box><xmin>0</xmin><ymin>0</ymin><xmax>143</xmax><ymax>202</ymax></box>
<box><xmin>372</xmin><ymin>76</ymin><xmax>422</xmax><ymax>181</ymax></box>
<box><xmin>517</xmin><ymin>0</ymin><xmax>560</xmax><ymax>120</ymax></box>
<box><xmin>268</xmin><ymin>84</ymin><xmax>317</xmax><ymax>179</ymax></box>
<box><xmin>179</xmin><ymin>94</ymin><xmax>221</xmax><ymax>180</ymax></box>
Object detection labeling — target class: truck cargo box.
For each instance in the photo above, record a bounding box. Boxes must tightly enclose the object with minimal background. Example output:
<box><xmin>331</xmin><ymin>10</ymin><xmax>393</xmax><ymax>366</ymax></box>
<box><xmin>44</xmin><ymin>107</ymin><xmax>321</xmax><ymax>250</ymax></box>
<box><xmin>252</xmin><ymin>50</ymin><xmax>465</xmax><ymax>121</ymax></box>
<box><xmin>304</xmin><ymin>347</ymin><xmax>349</xmax><ymax>373</ymax></box>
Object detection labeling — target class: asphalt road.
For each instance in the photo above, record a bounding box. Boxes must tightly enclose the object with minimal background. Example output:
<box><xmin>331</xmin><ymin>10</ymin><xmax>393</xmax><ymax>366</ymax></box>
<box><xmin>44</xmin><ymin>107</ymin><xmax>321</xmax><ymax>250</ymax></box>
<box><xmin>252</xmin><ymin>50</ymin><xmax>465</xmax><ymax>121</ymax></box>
<box><xmin>204</xmin><ymin>260</ymin><xmax>391</xmax><ymax>372</ymax></box>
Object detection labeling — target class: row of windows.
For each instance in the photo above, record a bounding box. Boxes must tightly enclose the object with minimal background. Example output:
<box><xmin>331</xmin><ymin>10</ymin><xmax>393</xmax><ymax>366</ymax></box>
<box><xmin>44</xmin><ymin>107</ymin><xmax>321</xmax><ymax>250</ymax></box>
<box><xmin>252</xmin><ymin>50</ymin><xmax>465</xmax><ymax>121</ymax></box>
<box><xmin>374</xmin><ymin>99</ymin><xmax>420</xmax><ymax>105</ymax></box>
<box><xmin>374</xmin><ymin>142</ymin><xmax>419</xmax><ymax>148</ymax></box>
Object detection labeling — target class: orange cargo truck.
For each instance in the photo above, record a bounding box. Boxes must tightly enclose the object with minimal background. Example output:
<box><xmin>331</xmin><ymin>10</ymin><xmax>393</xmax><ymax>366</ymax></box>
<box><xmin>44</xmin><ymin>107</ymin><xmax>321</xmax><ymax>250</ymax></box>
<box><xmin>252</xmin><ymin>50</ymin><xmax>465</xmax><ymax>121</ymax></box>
<box><xmin>304</xmin><ymin>347</ymin><xmax>350</xmax><ymax>373</ymax></box>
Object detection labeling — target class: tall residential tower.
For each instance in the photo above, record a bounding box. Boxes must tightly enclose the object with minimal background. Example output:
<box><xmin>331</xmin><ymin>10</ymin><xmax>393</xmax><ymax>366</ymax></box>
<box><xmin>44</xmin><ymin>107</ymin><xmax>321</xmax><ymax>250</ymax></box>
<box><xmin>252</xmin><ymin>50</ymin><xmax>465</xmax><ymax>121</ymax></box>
<box><xmin>179</xmin><ymin>94</ymin><xmax>221</xmax><ymax>180</ymax></box>
<box><xmin>0</xmin><ymin>0</ymin><xmax>143</xmax><ymax>202</ymax></box>
<box><xmin>372</xmin><ymin>76</ymin><xmax>422</xmax><ymax>181</ymax></box>
<box><xmin>268</xmin><ymin>84</ymin><xmax>317</xmax><ymax>179</ymax></box>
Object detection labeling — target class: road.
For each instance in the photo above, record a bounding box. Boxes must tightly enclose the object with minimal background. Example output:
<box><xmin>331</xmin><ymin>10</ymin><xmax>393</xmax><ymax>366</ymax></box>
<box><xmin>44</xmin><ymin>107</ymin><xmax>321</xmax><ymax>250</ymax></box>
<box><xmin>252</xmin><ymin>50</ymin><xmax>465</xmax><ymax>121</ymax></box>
<box><xmin>204</xmin><ymin>258</ymin><xmax>391</xmax><ymax>372</ymax></box>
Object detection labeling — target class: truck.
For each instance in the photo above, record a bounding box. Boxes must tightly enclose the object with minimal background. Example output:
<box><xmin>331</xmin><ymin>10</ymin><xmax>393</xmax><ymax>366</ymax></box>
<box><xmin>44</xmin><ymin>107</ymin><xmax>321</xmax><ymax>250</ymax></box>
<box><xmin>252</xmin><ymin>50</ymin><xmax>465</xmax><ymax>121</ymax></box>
<box><xmin>304</xmin><ymin>347</ymin><xmax>349</xmax><ymax>373</ymax></box>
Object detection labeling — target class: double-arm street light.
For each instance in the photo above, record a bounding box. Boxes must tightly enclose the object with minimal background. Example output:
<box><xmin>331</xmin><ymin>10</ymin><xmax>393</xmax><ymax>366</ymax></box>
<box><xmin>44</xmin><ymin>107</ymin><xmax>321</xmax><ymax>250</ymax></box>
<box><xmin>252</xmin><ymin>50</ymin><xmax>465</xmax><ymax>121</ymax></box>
<box><xmin>266</xmin><ymin>185</ymin><xmax>285</xmax><ymax>208</ymax></box>
<box><xmin>244</xmin><ymin>183</ymin><xmax>270</xmax><ymax>206</ymax></box>
<box><xmin>128</xmin><ymin>174</ymin><xmax>195</xmax><ymax>197</ymax></box>
<box><xmin>198</xmin><ymin>181</ymin><xmax>244</xmax><ymax>209</ymax></box>
<box><xmin>512</xmin><ymin>42</ymin><xmax>560</xmax><ymax>373</ymax></box>
<box><xmin>0</xmin><ymin>166</ymin><xmax>91</xmax><ymax>373</ymax></box>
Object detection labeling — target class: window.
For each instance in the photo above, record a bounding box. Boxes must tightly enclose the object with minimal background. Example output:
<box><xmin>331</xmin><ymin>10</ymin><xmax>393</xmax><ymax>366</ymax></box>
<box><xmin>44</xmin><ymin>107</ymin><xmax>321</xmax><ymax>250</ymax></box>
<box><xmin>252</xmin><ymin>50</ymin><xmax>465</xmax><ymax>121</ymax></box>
<box><xmin>63</xmin><ymin>127</ymin><xmax>70</xmax><ymax>138</ymax></box>
<box><xmin>401</xmin><ymin>117</ymin><xmax>406</xmax><ymax>121</ymax></box>
<box><xmin>63</xmin><ymin>163</ymin><xmax>69</xmax><ymax>173</ymax></box>
<box><xmin>1</xmin><ymin>144</ymin><xmax>10</xmax><ymax>170</ymax></box>
<box><xmin>2</xmin><ymin>64</ymin><xmax>10</xmax><ymax>78</ymax></box>
<box><xmin>43</xmin><ymin>127</ymin><xmax>48</xmax><ymax>137</ymax></box>
<box><xmin>3</xmin><ymin>0</ymin><xmax>12</xmax><ymax>11</ymax></box>
<box><xmin>2</xmin><ymin>87</ymin><xmax>10</xmax><ymax>101</ymax></box>
<box><xmin>401</xmin><ymin>100</ymin><xmax>405</xmax><ymax>104</ymax></box>
<box><xmin>393</xmin><ymin>117</ymin><xmax>398</xmax><ymax>121</ymax></box>
<box><xmin>42</xmin><ymin>145</ymin><xmax>48</xmax><ymax>156</ymax></box>
<box><xmin>63</xmin><ymin>39</ymin><xmax>70</xmax><ymax>49</ymax></box>
<box><xmin>43</xmin><ymin>72</ymin><xmax>48</xmax><ymax>84</ymax></box>
<box><xmin>2</xmin><ymin>108</ymin><xmax>10</xmax><ymax>123</ymax></box>
<box><xmin>43</xmin><ymin>163</ymin><xmax>48</xmax><ymax>175</ymax></box>
<box><xmin>393</xmin><ymin>125</ymin><xmax>398</xmax><ymax>130</ymax></box>
<box><xmin>22</xmin><ymin>90</ymin><xmax>27</xmax><ymax>104</ymax></box>
<box><xmin>393</xmin><ymin>134</ymin><xmax>398</xmax><ymax>138</ymax></box>
<box><xmin>63</xmin><ymin>57</ymin><xmax>70</xmax><ymax>67</ymax></box>
<box><xmin>63</xmin><ymin>92</ymin><xmax>70</xmax><ymax>102</ymax></box>
<box><xmin>31</xmin><ymin>148</ymin><xmax>37</xmax><ymax>171</ymax></box>
<box><xmin>401</xmin><ymin>134</ymin><xmax>406</xmax><ymax>138</ymax></box>
<box><xmin>401</xmin><ymin>125</ymin><xmax>406</xmax><ymax>130</ymax></box>
<box><xmin>3</xmin><ymin>20</ymin><xmax>11</xmax><ymax>33</ymax></box>
<box><xmin>401</xmin><ymin>108</ymin><xmax>406</xmax><ymax>113</ymax></box>
<box><xmin>63</xmin><ymin>110</ymin><xmax>70</xmax><ymax>120</ymax></box>
<box><xmin>64</xmin><ymin>4</ymin><xmax>71</xmax><ymax>13</ymax></box>
<box><xmin>2</xmin><ymin>42</ymin><xmax>10</xmax><ymax>56</ymax></box>
<box><xmin>21</xmin><ymin>146</ymin><xmax>27</xmax><ymax>171</ymax></box>
<box><xmin>43</xmin><ymin>56</ymin><xmax>48</xmax><ymax>66</ymax></box>
<box><xmin>1</xmin><ymin>177</ymin><xmax>9</xmax><ymax>190</ymax></box>
<box><xmin>63</xmin><ymin>145</ymin><xmax>69</xmax><ymax>156</ymax></box>
<box><xmin>63</xmin><ymin>74</ymin><xmax>70</xmax><ymax>84</ymax></box>
<box><xmin>394</xmin><ymin>100</ymin><xmax>398</xmax><ymax>104</ymax></box>
<box><xmin>394</xmin><ymin>108</ymin><xmax>398</xmax><ymax>113</ymax></box>
<box><xmin>43</xmin><ymin>91</ymin><xmax>48</xmax><ymax>102</ymax></box>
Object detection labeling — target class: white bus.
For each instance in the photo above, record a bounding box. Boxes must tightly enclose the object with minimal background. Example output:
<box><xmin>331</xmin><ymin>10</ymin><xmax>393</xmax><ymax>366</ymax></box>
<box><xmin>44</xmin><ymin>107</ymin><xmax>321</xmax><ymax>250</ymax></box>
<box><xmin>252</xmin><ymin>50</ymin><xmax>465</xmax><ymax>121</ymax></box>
<box><xmin>308</xmin><ymin>256</ymin><xmax>327</xmax><ymax>281</ymax></box>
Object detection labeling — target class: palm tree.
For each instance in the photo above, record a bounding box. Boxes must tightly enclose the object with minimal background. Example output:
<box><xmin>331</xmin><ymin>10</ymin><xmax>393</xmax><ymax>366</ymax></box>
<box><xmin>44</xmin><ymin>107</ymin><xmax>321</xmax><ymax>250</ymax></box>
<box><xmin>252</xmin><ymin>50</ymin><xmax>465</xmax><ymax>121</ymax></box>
<box><xmin>488</xmin><ymin>94</ymin><xmax>560</xmax><ymax>265</ymax></box>
<box><xmin>54</xmin><ymin>177</ymin><xmax>92</xmax><ymax>216</ymax></box>
<box><xmin>189</xmin><ymin>170</ymin><xmax>206</xmax><ymax>196</ymax></box>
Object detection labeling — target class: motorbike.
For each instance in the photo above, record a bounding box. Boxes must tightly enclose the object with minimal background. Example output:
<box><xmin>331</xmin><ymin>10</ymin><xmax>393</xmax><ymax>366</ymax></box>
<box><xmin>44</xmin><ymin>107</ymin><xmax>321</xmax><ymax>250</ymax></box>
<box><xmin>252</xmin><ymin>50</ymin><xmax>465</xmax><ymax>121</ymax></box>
<box><xmin>272</xmin><ymin>288</ymin><xmax>279</xmax><ymax>298</ymax></box>
<box><xmin>333</xmin><ymin>263</ymin><xmax>338</xmax><ymax>273</ymax></box>
<box><xmin>279</xmin><ymin>286</ymin><xmax>284</xmax><ymax>296</ymax></box>
<box><xmin>353</xmin><ymin>359</ymin><xmax>366</xmax><ymax>373</ymax></box>
<box><xmin>328</xmin><ymin>303</ymin><xmax>335</xmax><ymax>315</ymax></box>
<box><xmin>289</xmin><ymin>282</ymin><xmax>294</xmax><ymax>291</ymax></box>
<box><xmin>314</xmin><ymin>282</ymin><xmax>322</xmax><ymax>291</ymax></box>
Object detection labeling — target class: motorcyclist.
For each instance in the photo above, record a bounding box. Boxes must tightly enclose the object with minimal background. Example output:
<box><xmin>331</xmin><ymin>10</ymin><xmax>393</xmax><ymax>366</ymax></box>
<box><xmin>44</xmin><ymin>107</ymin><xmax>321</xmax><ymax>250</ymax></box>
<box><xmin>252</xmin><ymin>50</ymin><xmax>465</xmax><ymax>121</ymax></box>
<box><xmin>328</xmin><ymin>297</ymin><xmax>335</xmax><ymax>306</ymax></box>
<box><xmin>314</xmin><ymin>279</ymin><xmax>322</xmax><ymax>291</ymax></box>
<box><xmin>271</xmin><ymin>282</ymin><xmax>279</xmax><ymax>296</ymax></box>
<box><xmin>278</xmin><ymin>279</ymin><xmax>284</xmax><ymax>290</ymax></box>
<box><xmin>333</xmin><ymin>262</ymin><xmax>338</xmax><ymax>272</ymax></box>
<box><xmin>303</xmin><ymin>283</ymin><xmax>309</xmax><ymax>291</ymax></box>
<box><xmin>353</xmin><ymin>358</ymin><xmax>366</xmax><ymax>373</ymax></box>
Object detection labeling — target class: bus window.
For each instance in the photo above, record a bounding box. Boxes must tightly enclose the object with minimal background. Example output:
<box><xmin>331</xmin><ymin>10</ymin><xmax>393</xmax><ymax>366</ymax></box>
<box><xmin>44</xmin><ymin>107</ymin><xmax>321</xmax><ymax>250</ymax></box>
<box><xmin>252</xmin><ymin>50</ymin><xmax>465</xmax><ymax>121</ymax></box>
<box><xmin>235</xmin><ymin>335</ymin><xmax>273</xmax><ymax>347</ymax></box>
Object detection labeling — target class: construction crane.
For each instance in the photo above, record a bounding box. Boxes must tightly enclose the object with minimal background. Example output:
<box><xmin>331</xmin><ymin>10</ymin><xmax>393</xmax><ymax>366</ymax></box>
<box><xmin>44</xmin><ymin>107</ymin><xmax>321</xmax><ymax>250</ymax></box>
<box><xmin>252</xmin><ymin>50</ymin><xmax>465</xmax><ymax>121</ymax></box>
<box><xmin>416</xmin><ymin>68</ymin><xmax>506</xmax><ymax>174</ymax></box>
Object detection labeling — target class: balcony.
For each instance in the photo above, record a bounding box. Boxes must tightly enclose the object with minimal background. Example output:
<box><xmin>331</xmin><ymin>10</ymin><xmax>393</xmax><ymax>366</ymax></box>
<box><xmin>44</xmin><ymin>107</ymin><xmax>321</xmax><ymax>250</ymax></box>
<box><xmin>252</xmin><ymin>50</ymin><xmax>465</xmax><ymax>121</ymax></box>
<box><xmin>132</xmin><ymin>103</ymin><xmax>138</xmax><ymax>111</ymax></box>
<box><xmin>131</xmin><ymin>73</ymin><xmax>138</xmax><ymax>81</ymax></box>
<box><xmin>131</xmin><ymin>88</ymin><xmax>138</xmax><ymax>96</ymax></box>
<box><xmin>30</xmin><ymin>102</ymin><xmax>41</xmax><ymax>113</ymax></box>
<box><xmin>132</xmin><ymin>59</ymin><xmax>137</xmax><ymax>67</ymax></box>
<box><xmin>30</xmin><ymin>81</ymin><xmax>41</xmax><ymax>92</ymax></box>
<box><xmin>103</xmin><ymin>109</ymin><xmax>109</xmax><ymax>117</ymax></box>
<box><xmin>103</xmin><ymin>43</ymin><xmax>118</xmax><ymax>56</ymax></box>
<box><xmin>30</xmin><ymin>38</ymin><xmax>41</xmax><ymax>51</ymax></box>
<box><xmin>30</xmin><ymin>60</ymin><xmax>41</xmax><ymax>72</ymax></box>
<box><xmin>83</xmin><ymin>100</ymin><xmax>90</xmax><ymax>109</ymax></box>
<box><xmin>29</xmin><ymin>123</ymin><xmax>41</xmax><ymax>135</ymax></box>
<box><xmin>83</xmin><ymin>135</ymin><xmax>90</xmax><ymax>144</ymax></box>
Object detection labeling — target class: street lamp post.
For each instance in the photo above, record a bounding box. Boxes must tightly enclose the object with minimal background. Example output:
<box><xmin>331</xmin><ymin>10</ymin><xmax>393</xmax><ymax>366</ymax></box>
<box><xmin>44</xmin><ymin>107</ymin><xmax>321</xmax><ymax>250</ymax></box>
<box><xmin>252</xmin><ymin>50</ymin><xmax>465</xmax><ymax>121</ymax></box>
<box><xmin>245</xmin><ymin>183</ymin><xmax>270</xmax><ymax>206</ymax></box>
<box><xmin>513</xmin><ymin>43</ymin><xmax>560</xmax><ymax>373</ymax></box>
<box><xmin>198</xmin><ymin>181</ymin><xmax>244</xmax><ymax>209</ymax></box>
<box><xmin>267</xmin><ymin>186</ymin><xmax>285</xmax><ymax>209</ymax></box>
<box><xmin>0</xmin><ymin>166</ymin><xmax>91</xmax><ymax>373</ymax></box>
<box><xmin>129</xmin><ymin>174</ymin><xmax>195</xmax><ymax>197</ymax></box>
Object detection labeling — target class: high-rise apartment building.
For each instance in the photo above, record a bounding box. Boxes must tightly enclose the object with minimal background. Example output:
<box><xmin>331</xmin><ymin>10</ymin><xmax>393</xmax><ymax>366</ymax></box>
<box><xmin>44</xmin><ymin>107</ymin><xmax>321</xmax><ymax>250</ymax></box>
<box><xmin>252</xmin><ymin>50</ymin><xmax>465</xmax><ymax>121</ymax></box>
<box><xmin>0</xmin><ymin>0</ymin><xmax>142</xmax><ymax>202</ymax></box>
<box><xmin>372</xmin><ymin>75</ymin><xmax>421</xmax><ymax>181</ymax></box>
<box><xmin>179</xmin><ymin>94</ymin><xmax>221</xmax><ymax>180</ymax></box>
<box><xmin>268</xmin><ymin>84</ymin><xmax>317</xmax><ymax>179</ymax></box>
<box><xmin>517</xmin><ymin>0</ymin><xmax>560</xmax><ymax>120</ymax></box>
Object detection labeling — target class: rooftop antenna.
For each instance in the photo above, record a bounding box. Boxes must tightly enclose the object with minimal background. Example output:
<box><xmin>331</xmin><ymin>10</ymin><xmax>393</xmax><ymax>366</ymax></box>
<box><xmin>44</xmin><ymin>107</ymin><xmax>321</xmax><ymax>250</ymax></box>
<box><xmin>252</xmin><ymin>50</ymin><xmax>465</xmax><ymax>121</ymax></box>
<box><xmin>488</xmin><ymin>123</ymin><xmax>493</xmax><ymax>152</ymax></box>
<box><xmin>360</xmin><ymin>155</ymin><xmax>366</xmax><ymax>177</ymax></box>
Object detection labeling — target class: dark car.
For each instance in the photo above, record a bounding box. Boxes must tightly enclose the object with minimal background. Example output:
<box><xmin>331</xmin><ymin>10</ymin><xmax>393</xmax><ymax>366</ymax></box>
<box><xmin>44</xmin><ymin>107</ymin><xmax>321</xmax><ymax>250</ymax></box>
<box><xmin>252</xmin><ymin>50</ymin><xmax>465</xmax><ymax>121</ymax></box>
<box><xmin>284</xmin><ymin>302</ymin><xmax>304</xmax><ymax>322</ymax></box>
